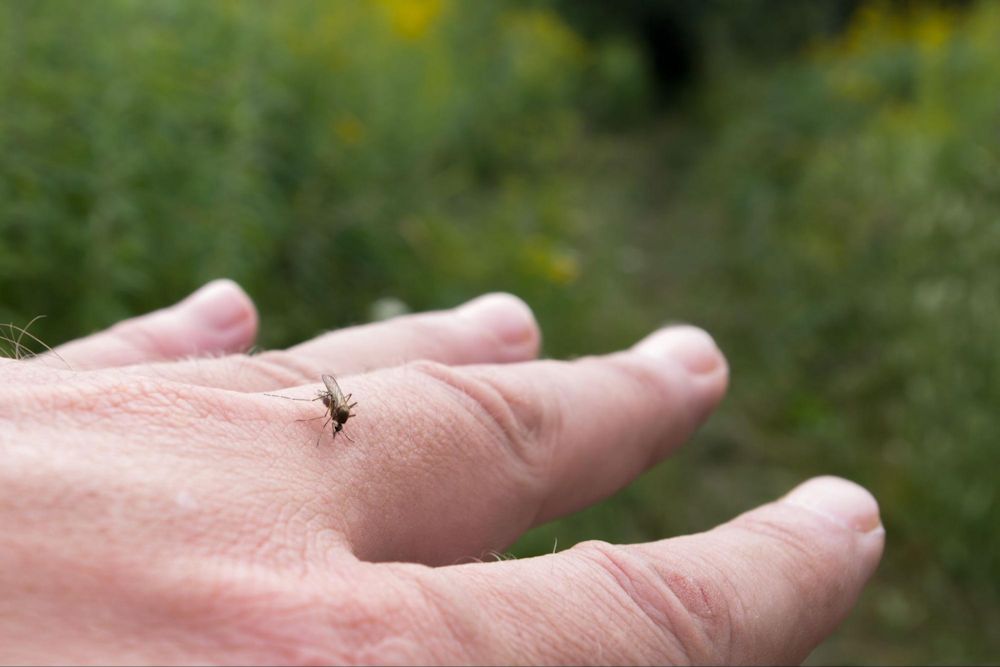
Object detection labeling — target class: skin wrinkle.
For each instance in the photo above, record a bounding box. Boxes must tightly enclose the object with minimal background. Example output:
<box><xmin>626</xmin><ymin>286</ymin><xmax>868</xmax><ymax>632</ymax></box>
<box><xmin>214</xmin><ymin>569</ymin><xmax>356</xmax><ymax>664</ymax></box>
<box><xmin>447</xmin><ymin>562</ymin><xmax>571</xmax><ymax>665</ymax></box>
<box><xmin>330</xmin><ymin>361</ymin><xmax>545</xmax><ymax>561</ymax></box>
<box><xmin>0</xmin><ymin>360</ymin><xmax>75</xmax><ymax>386</ymax></box>
<box><xmin>459</xmin><ymin>364</ymin><xmax>564</xmax><ymax>536</ymax></box>
<box><xmin>405</xmin><ymin>360</ymin><xmax>539</xmax><ymax>467</ymax></box>
<box><xmin>291</xmin><ymin>306</ymin><xmax>538</xmax><ymax>370</ymax></box>
<box><xmin>214</xmin><ymin>489</ymin><xmax>302</xmax><ymax>566</ymax></box>
<box><xmin>107</xmin><ymin>315</ymin><xmax>180</xmax><ymax>358</ymax></box>
<box><xmin>603</xmin><ymin>355</ymin><xmax>700</xmax><ymax>471</ymax></box>
<box><xmin>252</xmin><ymin>349</ymin><xmax>331</xmax><ymax>388</ymax></box>
<box><xmin>731</xmin><ymin>511</ymin><xmax>841</xmax><ymax>617</ymax></box>
<box><xmin>227</xmin><ymin>490</ymin><xmax>315</xmax><ymax>568</ymax></box>
<box><xmin>395</xmin><ymin>312</ymin><xmax>463</xmax><ymax>362</ymax></box>
<box><xmin>530</xmin><ymin>355</ymin><xmax>692</xmax><ymax>526</ymax></box>
<box><xmin>486</xmin><ymin>359</ymin><xmax>563</xmax><ymax>468</ymax></box>
<box><xmin>302</xmin><ymin>522</ymin><xmax>355</xmax><ymax>572</ymax></box>
<box><xmin>396</xmin><ymin>362</ymin><xmax>562</xmax><ymax>536</ymax></box>
<box><xmin>325</xmin><ymin>565</ymin><xmax>455</xmax><ymax>665</ymax></box>
<box><xmin>575</xmin><ymin>560</ymin><xmax>670</xmax><ymax>665</ymax></box>
<box><xmin>402</xmin><ymin>566</ymin><xmax>484</xmax><ymax>664</ymax></box>
<box><xmin>233</xmin><ymin>457</ymin><xmax>353</xmax><ymax>564</ymax></box>
<box><xmin>467</xmin><ymin>570</ymin><xmax>534</xmax><ymax>662</ymax></box>
<box><xmin>116</xmin><ymin>351</ymin><xmax>259</xmax><ymax>389</ymax></box>
<box><xmin>705</xmin><ymin>514</ymin><xmax>865</xmax><ymax>664</ymax></box>
<box><xmin>32</xmin><ymin>373</ymin><xmax>209</xmax><ymax>427</ymax></box>
<box><xmin>641</xmin><ymin>542</ymin><xmax>741</xmax><ymax>664</ymax></box>
<box><xmin>126</xmin><ymin>558</ymin><xmax>346</xmax><ymax>664</ymax></box>
<box><xmin>571</xmin><ymin>541</ymin><xmax>691</xmax><ymax>664</ymax></box>
<box><xmin>671</xmin><ymin>541</ymin><xmax>741</xmax><ymax>664</ymax></box>
<box><xmin>576</xmin><ymin>562</ymin><xmax>660</xmax><ymax>664</ymax></box>
<box><xmin>281</xmin><ymin>496</ymin><xmax>358</xmax><ymax>572</ymax></box>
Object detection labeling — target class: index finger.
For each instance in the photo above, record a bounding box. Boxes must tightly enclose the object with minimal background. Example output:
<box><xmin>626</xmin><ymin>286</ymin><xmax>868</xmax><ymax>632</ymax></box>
<box><xmin>295</xmin><ymin>325</ymin><xmax>728</xmax><ymax>565</ymax></box>
<box><xmin>114</xmin><ymin>292</ymin><xmax>541</xmax><ymax>390</ymax></box>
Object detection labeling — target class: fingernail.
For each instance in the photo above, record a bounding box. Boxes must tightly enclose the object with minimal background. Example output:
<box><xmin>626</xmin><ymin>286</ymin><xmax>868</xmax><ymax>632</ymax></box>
<box><xmin>633</xmin><ymin>325</ymin><xmax>724</xmax><ymax>375</ymax></box>
<box><xmin>784</xmin><ymin>476</ymin><xmax>883</xmax><ymax>533</ymax></box>
<box><xmin>180</xmin><ymin>279</ymin><xmax>255</xmax><ymax>332</ymax></box>
<box><xmin>457</xmin><ymin>293</ymin><xmax>537</xmax><ymax>347</ymax></box>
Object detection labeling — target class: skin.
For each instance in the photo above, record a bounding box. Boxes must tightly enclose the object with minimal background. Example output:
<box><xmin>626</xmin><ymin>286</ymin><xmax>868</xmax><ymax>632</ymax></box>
<box><xmin>0</xmin><ymin>279</ymin><xmax>884</xmax><ymax>665</ymax></box>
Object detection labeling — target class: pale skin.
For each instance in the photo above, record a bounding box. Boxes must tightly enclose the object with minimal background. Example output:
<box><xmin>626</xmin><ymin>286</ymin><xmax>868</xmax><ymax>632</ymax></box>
<box><xmin>0</xmin><ymin>279</ymin><xmax>884</xmax><ymax>665</ymax></box>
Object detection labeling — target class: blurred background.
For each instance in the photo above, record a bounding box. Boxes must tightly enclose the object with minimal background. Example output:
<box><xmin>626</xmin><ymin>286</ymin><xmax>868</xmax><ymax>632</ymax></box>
<box><xmin>1</xmin><ymin>0</ymin><xmax>997</xmax><ymax>662</ymax></box>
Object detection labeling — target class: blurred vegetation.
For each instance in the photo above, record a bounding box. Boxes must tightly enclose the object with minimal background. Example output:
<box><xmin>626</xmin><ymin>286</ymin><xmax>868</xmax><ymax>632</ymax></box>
<box><xmin>1</xmin><ymin>0</ymin><xmax>998</xmax><ymax>663</ymax></box>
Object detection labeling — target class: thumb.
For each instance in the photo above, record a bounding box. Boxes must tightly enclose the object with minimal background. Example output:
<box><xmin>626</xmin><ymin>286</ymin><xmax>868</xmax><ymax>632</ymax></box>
<box><xmin>430</xmin><ymin>476</ymin><xmax>884</xmax><ymax>665</ymax></box>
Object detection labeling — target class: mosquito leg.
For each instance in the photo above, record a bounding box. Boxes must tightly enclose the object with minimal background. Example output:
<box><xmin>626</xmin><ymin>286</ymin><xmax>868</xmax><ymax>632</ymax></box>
<box><xmin>295</xmin><ymin>415</ymin><xmax>328</xmax><ymax>423</ymax></box>
<box><xmin>316</xmin><ymin>415</ymin><xmax>333</xmax><ymax>447</ymax></box>
<box><xmin>262</xmin><ymin>394</ymin><xmax>318</xmax><ymax>402</ymax></box>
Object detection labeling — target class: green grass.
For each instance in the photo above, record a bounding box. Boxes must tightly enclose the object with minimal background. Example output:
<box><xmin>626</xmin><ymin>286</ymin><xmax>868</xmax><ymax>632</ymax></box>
<box><xmin>2</xmin><ymin>1</ymin><xmax>998</xmax><ymax>663</ymax></box>
<box><xmin>518</xmin><ymin>4</ymin><xmax>1000</xmax><ymax>662</ymax></box>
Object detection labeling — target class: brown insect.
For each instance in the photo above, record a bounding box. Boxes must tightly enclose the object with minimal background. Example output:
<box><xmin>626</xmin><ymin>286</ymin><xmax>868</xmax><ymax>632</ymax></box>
<box><xmin>264</xmin><ymin>374</ymin><xmax>358</xmax><ymax>445</ymax></box>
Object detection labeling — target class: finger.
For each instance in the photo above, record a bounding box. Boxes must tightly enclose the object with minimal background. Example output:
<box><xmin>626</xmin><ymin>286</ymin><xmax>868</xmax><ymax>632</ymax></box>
<box><xmin>425</xmin><ymin>476</ymin><xmax>885</xmax><ymax>665</ymax></box>
<box><xmin>291</xmin><ymin>292</ymin><xmax>540</xmax><ymax>369</ymax></box>
<box><xmin>47</xmin><ymin>280</ymin><xmax>258</xmax><ymax>370</ymax></box>
<box><xmin>116</xmin><ymin>292</ymin><xmax>540</xmax><ymax>391</ymax></box>
<box><xmin>299</xmin><ymin>325</ymin><xmax>727</xmax><ymax>565</ymax></box>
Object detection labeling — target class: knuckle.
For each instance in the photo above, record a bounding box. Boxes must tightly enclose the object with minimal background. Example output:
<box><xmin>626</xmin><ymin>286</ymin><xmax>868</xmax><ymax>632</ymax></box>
<box><xmin>377</xmin><ymin>563</ymin><xmax>483</xmax><ymax>663</ymax></box>
<box><xmin>149</xmin><ymin>560</ymin><xmax>452</xmax><ymax>665</ymax></box>
<box><xmin>401</xmin><ymin>311</ymin><xmax>456</xmax><ymax>346</ymax></box>
<box><xmin>405</xmin><ymin>359</ymin><xmax>556</xmax><ymax>472</ymax></box>
<box><xmin>735</xmin><ymin>510</ymin><xmax>848</xmax><ymax>601</ymax></box>
<box><xmin>573</xmin><ymin>540</ymin><xmax>736</xmax><ymax>664</ymax></box>
<box><xmin>52</xmin><ymin>374</ymin><xmax>242</xmax><ymax>439</ymax></box>
<box><xmin>607</xmin><ymin>355</ymin><xmax>700</xmax><ymax>437</ymax></box>
<box><xmin>108</xmin><ymin>316</ymin><xmax>165</xmax><ymax>354</ymax></box>
<box><xmin>46</xmin><ymin>374</ymin><xmax>168</xmax><ymax>416</ymax></box>
<box><xmin>310</xmin><ymin>564</ymin><xmax>462</xmax><ymax>664</ymax></box>
<box><xmin>251</xmin><ymin>350</ymin><xmax>323</xmax><ymax>386</ymax></box>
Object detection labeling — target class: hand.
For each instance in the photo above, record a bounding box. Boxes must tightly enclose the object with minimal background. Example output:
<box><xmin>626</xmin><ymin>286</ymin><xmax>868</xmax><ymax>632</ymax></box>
<box><xmin>0</xmin><ymin>280</ymin><xmax>883</xmax><ymax>664</ymax></box>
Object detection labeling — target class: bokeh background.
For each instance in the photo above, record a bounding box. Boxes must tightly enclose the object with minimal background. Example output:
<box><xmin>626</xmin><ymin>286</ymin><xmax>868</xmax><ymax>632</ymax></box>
<box><xmin>1</xmin><ymin>0</ymin><xmax>997</xmax><ymax>662</ymax></box>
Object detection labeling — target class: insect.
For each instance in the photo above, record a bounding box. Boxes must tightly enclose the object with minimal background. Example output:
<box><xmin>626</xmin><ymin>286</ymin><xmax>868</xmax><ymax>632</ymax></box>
<box><xmin>264</xmin><ymin>374</ymin><xmax>358</xmax><ymax>446</ymax></box>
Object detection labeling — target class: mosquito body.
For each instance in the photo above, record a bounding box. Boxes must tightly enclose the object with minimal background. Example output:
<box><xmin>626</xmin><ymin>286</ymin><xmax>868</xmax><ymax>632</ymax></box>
<box><xmin>317</xmin><ymin>374</ymin><xmax>358</xmax><ymax>443</ymax></box>
<box><xmin>264</xmin><ymin>374</ymin><xmax>357</xmax><ymax>445</ymax></box>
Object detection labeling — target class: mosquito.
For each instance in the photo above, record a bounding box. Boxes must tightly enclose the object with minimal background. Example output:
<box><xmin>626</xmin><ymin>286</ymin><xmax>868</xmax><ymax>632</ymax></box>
<box><xmin>264</xmin><ymin>374</ymin><xmax>358</xmax><ymax>446</ymax></box>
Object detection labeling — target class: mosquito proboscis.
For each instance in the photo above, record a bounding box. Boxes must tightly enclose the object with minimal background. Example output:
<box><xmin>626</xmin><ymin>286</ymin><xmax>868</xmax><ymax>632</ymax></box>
<box><xmin>264</xmin><ymin>374</ymin><xmax>358</xmax><ymax>446</ymax></box>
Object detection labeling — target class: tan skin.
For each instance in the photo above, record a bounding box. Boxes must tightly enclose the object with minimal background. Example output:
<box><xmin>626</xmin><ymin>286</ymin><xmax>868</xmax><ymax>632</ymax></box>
<box><xmin>0</xmin><ymin>280</ymin><xmax>884</xmax><ymax>664</ymax></box>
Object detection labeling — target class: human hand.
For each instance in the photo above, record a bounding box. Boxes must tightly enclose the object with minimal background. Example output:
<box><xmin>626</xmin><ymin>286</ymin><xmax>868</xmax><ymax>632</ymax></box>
<box><xmin>0</xmin><ymin>280</ymin><xmax>883</xmax><ymax>664</ymax></box>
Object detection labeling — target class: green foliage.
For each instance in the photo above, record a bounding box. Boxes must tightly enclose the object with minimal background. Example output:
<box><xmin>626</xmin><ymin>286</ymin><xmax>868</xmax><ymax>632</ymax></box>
<box><xmin>521</xmin><ymin>3</ymin><xmax>1000</xmax><ymax>662</ymax></box>
<box><xmin>1</xmin><ymin>0</ymin><xmax>998</xmax><ymax>663</ymax></box>
<box><xmin>0</xmin><ymin>0</ymin><xmax>620</xmax><ymax>351</ymax></box>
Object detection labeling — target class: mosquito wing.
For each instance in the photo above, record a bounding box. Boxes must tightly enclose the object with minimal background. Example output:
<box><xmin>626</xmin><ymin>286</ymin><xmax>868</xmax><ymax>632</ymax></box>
<box><xmin>321</xmin><ymin>374</ymin><xmax>348</xmax><ymax>405</ymax></box>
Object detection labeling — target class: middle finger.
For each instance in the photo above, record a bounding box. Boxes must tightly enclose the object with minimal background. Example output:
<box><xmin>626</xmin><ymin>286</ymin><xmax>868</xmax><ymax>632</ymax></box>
<box><xmin>117</xmin><ymin>293</ymin><xmax>540</xmax><ymax>391</ymax></box>
<box><xmin>276</xmin><ymin>325</ymin><xmax>728</xmax><ymax>565</ymax></box>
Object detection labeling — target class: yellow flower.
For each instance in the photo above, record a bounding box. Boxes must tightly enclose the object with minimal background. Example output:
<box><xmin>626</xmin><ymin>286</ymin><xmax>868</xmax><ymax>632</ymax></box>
<box><xmin>837</xmin><ymin>3</ymin><xmax>899</xmax><ymax>56</ymax></box>
<box><xmin>546</xmin><ymin>249</ymin><xmax>581</xmax><ymax>285</ymax></box>
<box><xmin>913</xmin><ymin>6</ymin><xmax>955</xmax><ymax>53</ymax></box>
<box><xmin>377</xmin><ymin>0</ymin><xmax>445</xmax><ymax>41</ymax></box>
<box><xmin>823</xmin><ymin>1</ymin><xmax>958</xmax><ymax>57</ymax></box>
<box><xmin>334</xmin><ymin>114</ymin><xmax>366</xmax><ymax>145</ymax></box>
<box><xmin>524</xmin><ymin>242</ymin><xmax>580</xmax><ymax>285</ymax></box>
